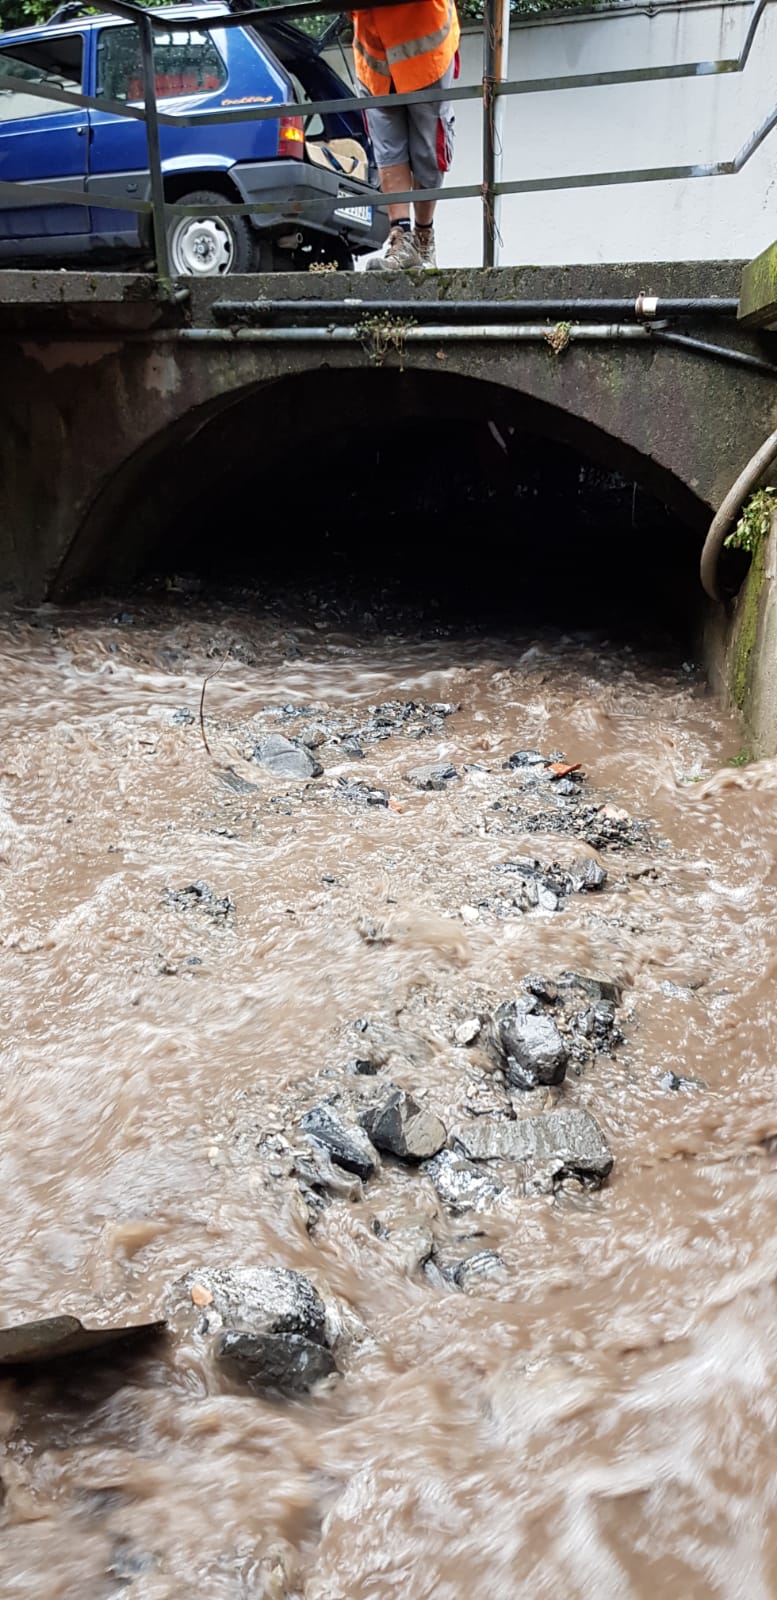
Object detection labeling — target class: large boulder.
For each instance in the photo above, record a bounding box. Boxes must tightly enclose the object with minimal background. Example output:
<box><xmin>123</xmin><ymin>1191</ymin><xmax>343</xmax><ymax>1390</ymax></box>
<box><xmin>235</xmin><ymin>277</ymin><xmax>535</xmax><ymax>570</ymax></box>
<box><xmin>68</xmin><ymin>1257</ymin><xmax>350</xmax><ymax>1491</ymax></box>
<box><xmin>299</xmin><ymin>1102</ymin><xmax>379</xmax><ymax>1181</ymax></box>
<box><xmin>449</xmin><ymin>1108</ymin><xmax>613</xmax><ymax>1186</ymax></box>
<box><xmin>361</xmin><ymin>1089</ymin><xmax>447</xmax><ymax>1163</ymax></box>
<box><xmin>494</xmin><ymin>1000</ymin><xmax>568</xmax><ymax>1089</ymax></box>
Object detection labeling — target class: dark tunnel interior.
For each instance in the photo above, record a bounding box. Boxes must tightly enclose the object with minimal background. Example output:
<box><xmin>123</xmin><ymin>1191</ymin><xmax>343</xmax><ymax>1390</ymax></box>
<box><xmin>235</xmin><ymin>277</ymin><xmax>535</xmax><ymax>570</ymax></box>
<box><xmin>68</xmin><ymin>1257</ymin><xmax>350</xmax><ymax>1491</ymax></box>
<box><xmin>77</xmin><ymin>369</ymin><xmax>706</xmax><ymax>645</ymax></box>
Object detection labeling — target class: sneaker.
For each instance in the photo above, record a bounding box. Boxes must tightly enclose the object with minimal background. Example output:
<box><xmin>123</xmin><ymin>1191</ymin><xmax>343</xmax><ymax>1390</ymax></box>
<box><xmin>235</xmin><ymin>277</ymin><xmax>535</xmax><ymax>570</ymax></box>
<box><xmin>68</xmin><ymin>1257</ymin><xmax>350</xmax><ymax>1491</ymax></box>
<box><xmin>413</xmin><ymin>227</ymin><xmax>437</xmax><ymax>269</ymax></box>
<box><xmin>365</xmin><ymin>224</ymin><xmax>423</xmax><ymax>272</ymax></box>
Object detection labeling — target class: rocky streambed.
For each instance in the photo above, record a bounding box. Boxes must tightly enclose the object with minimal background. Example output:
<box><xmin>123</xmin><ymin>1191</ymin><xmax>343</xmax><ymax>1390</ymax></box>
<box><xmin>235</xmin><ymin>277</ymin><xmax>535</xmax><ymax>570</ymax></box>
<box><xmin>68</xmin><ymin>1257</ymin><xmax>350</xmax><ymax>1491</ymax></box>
<box><xmin>1</xmin><ymin>596</ymin><xmax>775</xmax><ymax>1598</ymax></box>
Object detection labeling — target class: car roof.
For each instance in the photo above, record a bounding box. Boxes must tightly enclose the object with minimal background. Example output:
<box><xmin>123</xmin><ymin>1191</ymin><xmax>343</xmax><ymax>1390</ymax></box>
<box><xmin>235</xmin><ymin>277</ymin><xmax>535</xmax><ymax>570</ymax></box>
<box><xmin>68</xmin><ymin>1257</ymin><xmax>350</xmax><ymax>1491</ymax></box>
<box><xmin>0</xmin><ymin>3</ymin><xmax>236</xmax><ymax>44</ymax></box>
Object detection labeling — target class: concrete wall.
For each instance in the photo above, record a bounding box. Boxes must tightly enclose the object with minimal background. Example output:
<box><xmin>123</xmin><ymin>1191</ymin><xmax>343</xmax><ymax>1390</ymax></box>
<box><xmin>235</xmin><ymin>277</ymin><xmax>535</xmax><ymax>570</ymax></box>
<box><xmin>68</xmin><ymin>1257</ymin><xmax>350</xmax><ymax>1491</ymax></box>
<box><xmin>705</xmin><ymin>509</ymin><xmax>777</xmax><ymax>755</ymax></box>
<box><xmin>337</xmin><ymin>0</ymin><xmax>777</xmax><ymax>267</ymax></box>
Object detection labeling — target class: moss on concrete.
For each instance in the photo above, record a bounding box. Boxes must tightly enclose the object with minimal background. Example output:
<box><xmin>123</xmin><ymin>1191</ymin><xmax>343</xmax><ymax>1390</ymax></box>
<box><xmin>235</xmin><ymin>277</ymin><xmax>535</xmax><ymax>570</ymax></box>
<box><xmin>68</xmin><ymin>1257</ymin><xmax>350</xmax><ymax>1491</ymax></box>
<box><xmin>728</xmin><ymin>530</ymin><xmax>768</xmax><ymax>709</ymax></box>
<box><xmin>739</xmin><ymin>239</ymin><xmax>777</xmax><ymax>328</ymax></box>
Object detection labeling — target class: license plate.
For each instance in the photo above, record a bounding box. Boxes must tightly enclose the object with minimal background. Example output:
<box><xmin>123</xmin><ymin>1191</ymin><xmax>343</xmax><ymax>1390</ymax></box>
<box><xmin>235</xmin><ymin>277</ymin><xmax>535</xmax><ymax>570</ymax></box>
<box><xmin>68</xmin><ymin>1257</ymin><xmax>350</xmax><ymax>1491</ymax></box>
<box><xmin>334</xmin><ymin>202</ymin><xmax>373</xmax><ymax>228</ymax></box>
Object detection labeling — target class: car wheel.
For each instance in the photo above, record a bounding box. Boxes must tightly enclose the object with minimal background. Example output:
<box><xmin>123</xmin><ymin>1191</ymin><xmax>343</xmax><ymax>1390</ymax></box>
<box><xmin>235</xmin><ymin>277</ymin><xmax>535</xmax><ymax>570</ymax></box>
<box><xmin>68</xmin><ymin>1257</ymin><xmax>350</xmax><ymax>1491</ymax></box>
<box><xmin>167</xmin><ymin>190</ymin><xmax>254</xmax><ymax>276</ymax></box>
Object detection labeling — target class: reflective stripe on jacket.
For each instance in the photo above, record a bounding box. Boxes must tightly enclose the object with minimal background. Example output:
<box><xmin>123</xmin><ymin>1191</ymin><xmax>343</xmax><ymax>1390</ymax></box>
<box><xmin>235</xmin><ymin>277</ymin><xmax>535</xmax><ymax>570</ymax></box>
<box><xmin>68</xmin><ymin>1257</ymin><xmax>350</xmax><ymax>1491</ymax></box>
<box><xmin>352</xmin><ymin>0</ymin><xmax>460</xmax><ymax>96</ymax></box>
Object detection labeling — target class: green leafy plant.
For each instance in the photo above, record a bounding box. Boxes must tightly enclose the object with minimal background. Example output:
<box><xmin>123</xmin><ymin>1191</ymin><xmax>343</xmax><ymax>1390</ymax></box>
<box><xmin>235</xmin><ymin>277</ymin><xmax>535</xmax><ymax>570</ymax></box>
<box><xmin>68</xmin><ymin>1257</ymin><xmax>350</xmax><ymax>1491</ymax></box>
<box><xmin>357</xmin><ymin>311</ymin><xmax>413</xmax><ymax>368</ymax></box>
<box><xmin>724</xmin><ymin>487</ymin><xmax>777</xmax><ymax>556</ymax></box>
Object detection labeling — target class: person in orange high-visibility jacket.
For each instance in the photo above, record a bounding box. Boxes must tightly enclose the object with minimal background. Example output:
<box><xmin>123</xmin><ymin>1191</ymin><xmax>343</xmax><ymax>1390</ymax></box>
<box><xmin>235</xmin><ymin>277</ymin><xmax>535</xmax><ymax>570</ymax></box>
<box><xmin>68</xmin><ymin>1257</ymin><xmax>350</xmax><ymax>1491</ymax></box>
<box><xmin>352</xmin><ymin>0</ymin><xmax>460</xmax><ymax>270</ymax></box>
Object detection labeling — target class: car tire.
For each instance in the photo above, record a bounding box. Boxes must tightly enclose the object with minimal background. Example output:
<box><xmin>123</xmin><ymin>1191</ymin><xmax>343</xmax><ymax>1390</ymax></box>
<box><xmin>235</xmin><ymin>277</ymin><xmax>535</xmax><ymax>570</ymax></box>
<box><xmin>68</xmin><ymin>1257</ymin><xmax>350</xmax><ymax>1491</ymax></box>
<box><xmin>166</xmin><ymin>189</ymin><xmax>254</xmax><ymax>276</ymax></box>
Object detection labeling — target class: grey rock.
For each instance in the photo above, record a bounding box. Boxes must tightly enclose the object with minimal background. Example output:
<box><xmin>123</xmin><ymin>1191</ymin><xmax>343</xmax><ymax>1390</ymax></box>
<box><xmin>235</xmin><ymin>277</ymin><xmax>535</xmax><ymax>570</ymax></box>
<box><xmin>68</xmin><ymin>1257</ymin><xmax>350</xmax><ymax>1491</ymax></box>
<box><xmin>405</xmin><ymin>763</ymin><xmax>459</xmax><ymax>791</ymax></box>
<box><xmin>423</xmin><ymin>1257</ymin><xmax>451</xmax><ymax>1290</ymax></box>
<box><xmin>341</xmin><ymin>736</ymin><xmax>365</xmax><ymax>759</ymax></box>
<box><xmin>361</xmin><ymin>1089</ymin><xmax>447</xmax><ymax>1162</ymax></box>
<box><xmin>183</xmin><ymin>1265</ymin><xmax>328</xmax><ymax>1343</ymax></box>
<box><xmin>164</xmin><ymin>881</ymin><xmax>233</xmax><ymax>922</ymax></box>
<box><xmin>336</xmin><ymin>779</ymin><xmax>389</xmax><ymax>808</ymax></box>
<box><xmin>494</xmin><ymin>1001</ymin><xmax>568</xmax><ymax>1089</ymax></box>
<box><xmin>300</xmin><ymin>1103</ymin><xmax>379</xmax><ymax>1180</ymax></box>
<box><xmin>171</xmin><ymin>707</ymin><xmax>195</xmax><ymax>725</ymax></box>
<box><xmin>449</xmin><ymin>1108</ymin><xmax>613</xmax><ymax>1185</ymax></box>
<box><xmin>523</xmin><ymin>975</ymin><xmax>559</xmax><ymax>1004</ymax></box>
<box><xmin>568</xmin><ymin>857</ymin><xmax>608</xmax><ymax>892</ymax></box>
<box><xmin>453</xmin><ymin>1251</ymin><xmax>508</xmax><ymax>1292</ymax></box>
<box><xmin>506</xmin><ymin>750</ymin><xmax>545</xmax><ymax>768</ymax></box>
<box><xmin>423</xmin><ymin>1148</ymin><xmax>503</xmax><ymax>1212</ymax></box>
<box><xmin>219</xmin><ymin>766</ymin><xmax>258</xmax><ymax>795</ymax></box>
<box><xmin>660</xmin><ymin>1070</ymin><xmax>706</xmax><ymax>1092</ymax></box>
<box><xmin>382</xmin><ymin>1218</ymin><xmax>434</xmax><ymax>1275</ymax></box>
<box><xmin>345</xmin><ymin>1057</ymin><xmax>380</xmax><ymax>1076</ymax></box>
<box><xmin>254</xmin><ymin>734</ymin><xmax>323</xmax><ymax>780</ymax></box>
<box><xmin>574</xmin><ymin>1002</ymin><xmax>618</xmax><ymax>1049</ymax></box>
<box><xmin>454</xmin><ymin>1017</ymin><xmax>481</xmax><ymax>1046</ymax></box>
<box><xmin>0</xmin><ymin>1314</ymin><xmax>164</xmax><ymax>1367</ymax></box>
<box><xmin>293</xmin><ymin>1142</ymin><xmax>363</xmax><ymax>1200</ymax></box>
<box><xmin>215</xmin><ymin>1329</ymin><xmax>337</xmax><ymax>1396</ymax></box>
<box><xmin>558</xmin><ymin>971</ymin><xmax>622</xmax><ymax>1006</ymax></box>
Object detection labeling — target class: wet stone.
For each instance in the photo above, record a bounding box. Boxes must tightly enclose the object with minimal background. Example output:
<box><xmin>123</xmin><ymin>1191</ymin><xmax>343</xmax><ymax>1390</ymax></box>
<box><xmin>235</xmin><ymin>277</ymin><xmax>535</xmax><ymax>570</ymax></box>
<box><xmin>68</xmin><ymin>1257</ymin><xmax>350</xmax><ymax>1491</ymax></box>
<box><xmin>494</xmin><ymin>856</ymin><xmax>606</xmax><ymax>910</ymax></box>
<box><xmin>454</xmin><ymin>1018</ymin><xmax>481</xmax><ymax>1046</ymax></box>
<box><xmin>405</xmin><ymin>763</ymin><xmax>459</xmax><ymax>791</ymax></box>
<box><xmin>423</xmin><ymin>1148</ymin><xmax>504</xmax><ymax>1212</ymax></box>
<box><xmin>449</xmin><ymin>1108</ymin><xmax>613</xmax><ymax>1186</ymax></box>
<box><xmin>183</xmin><ymin>1265</ymin><xmax>328</xmax><ymax>1344</ymax></box>
<box><xmin>345</xmin><ymin>1057</ymin><xmax>380</xmax><ymax>1076</ymax></box>
<box><xmin>215</xmin><ymin>1329</ymin><xmax>337</xmax><ymax>1396</ymax></box>
<box><xmin>361</xmin><ymin>1089</ymin><xmax>447</xmax><ymax>1162</ymax></box>
<box><xmin>495</xmin><ymin>1001</ymin><xmax>568</xmax><ymax>1089</ymax></box>
<box><xmin>567</xmin><ymin>857</ymin><xmax>608</xmax><ymax>891</ymax></box>
<box><xmin>335</xmin><ymin>779</ymin><xmax>389</xmax><ymax>808</ymax></box>
<box><xmin>300</xmin><ymin>1102</ymin><xmax>379</xmax><ymax>1180</ymax></box>
<box><xmin>164</xmin><ymin>881</ymin><xmax>234</xmax><ymax>922</ymax></box>
<box><xmin>558</xmin><ymin>972</ymin><xmax>622</xmax><ymax>1006</ymax></box>
<box><xmin>253</xmin><ymin>734</ymin><xmax>323</xmax><ymax>780</ymax></box>
<box><xmin>660</xmin><ymin>1070</ymin><xmax>706</xmax><ymax>1092</ymax></box>
<box><xmin>454</xmin><ymin>1251</ymin><xmax>508</xmax><ymax>1293</ymax></box>
<box><xmin>505</xmin><ymin>750</ymin><xmax>545</xmax><ymax>768</ymax></box>
<box><xmin>524</xmin><ymin>976</ymin><xmax>559</xmax><ymax>1004</ymax></box>
<box><xmin>219</xmin><ymin>766</ymin><xmax>259</xmax><ymax>795</ymax></box>
<box><xmin>381</xmin><ymin>1218</ymin><xmax>435</xmax><ymax>1275</ymax></box>
<box><xmin>293</xmin><ymin>1142</ymin><xmax>363</xmax><ymax>1201</ymax></box>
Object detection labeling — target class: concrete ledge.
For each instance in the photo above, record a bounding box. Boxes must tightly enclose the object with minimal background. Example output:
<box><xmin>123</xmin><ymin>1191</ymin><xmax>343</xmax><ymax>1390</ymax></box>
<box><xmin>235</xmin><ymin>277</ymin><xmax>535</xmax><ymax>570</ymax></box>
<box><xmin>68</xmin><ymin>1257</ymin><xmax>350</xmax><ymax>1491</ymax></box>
<box><xmin>738</xmin><ymin>240</ymin><xmax>777</xmax><ymax>329</ymax></box>
<box><xmin>0</xmin><ymin>271</ymin><xmax>185</xmax><ymax>334</ymax></box>
<box><xmin>0</xmin><ymin>260</ymin><xmax>746</xmax><ymax>336</ymax></box>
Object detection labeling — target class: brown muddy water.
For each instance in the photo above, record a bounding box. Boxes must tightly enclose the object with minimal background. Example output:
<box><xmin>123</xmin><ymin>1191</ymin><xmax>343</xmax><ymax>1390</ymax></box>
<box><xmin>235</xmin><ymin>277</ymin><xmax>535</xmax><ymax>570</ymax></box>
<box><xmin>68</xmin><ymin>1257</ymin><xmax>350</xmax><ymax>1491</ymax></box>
<box><xmin>1</xmin><ymin>591</ymin><xmax>776</xmax><ymax>1600</ymax></box>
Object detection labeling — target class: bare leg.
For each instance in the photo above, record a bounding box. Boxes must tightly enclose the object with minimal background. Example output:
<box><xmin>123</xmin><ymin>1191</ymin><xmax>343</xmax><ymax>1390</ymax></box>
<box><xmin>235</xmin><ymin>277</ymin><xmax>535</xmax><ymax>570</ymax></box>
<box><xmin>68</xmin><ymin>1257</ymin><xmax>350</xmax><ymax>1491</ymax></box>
<box><xmin>378</xmin><ymin>162</ymin><xmax>412</xmax><ymax>224</ymax></box>
<box><xmin>413</xmin><ymin>193</ymin><xmax>436</xmax><ymax>229</ymax></box>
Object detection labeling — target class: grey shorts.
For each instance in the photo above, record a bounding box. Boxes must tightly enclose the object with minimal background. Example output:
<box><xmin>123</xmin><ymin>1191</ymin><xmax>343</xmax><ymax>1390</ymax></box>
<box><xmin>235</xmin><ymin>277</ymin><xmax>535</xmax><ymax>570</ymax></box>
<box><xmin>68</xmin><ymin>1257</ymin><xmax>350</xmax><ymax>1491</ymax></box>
<box><xmin>357</xmin><ymin>62</ymin><xmax>455</xmax><ymax>192</ymax></box>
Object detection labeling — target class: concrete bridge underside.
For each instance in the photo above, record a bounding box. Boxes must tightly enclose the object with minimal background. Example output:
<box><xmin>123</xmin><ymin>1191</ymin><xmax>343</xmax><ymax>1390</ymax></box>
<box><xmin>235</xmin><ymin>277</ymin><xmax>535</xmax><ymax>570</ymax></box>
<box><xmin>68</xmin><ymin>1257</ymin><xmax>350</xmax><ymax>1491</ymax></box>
<box><xmin>0</xmin><ymin>261</ymin><xmax>774</xmax><ymax>599</ymax></box>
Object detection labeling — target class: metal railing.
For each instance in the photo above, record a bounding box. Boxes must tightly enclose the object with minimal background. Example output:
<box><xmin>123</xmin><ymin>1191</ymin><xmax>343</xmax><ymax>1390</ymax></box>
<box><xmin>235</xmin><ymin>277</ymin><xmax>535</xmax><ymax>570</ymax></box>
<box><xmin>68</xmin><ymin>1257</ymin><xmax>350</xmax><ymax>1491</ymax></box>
<box><xmin>0</xmin><ymin>0</ymin><xmax>774</xmax><ymax>282</ymax></box>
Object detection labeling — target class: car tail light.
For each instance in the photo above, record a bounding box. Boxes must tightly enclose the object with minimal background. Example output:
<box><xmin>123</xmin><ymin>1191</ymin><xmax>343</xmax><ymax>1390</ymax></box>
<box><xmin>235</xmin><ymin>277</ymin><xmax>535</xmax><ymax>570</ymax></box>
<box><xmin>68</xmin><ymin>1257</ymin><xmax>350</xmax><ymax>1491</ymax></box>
<box><xmin>278</xmin><ymin>116</ymin><xmax>304</xmax><ymax>159</ymax></box>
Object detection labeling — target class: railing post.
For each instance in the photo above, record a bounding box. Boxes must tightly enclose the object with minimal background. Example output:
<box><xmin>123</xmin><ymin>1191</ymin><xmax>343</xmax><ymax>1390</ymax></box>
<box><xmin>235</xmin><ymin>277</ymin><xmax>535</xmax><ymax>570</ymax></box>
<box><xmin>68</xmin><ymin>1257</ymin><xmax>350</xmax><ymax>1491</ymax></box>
<box><xmin>139</xmin><ymin>12</ymin><xmax>172</xmax><ymax>285</ymax></box>
<box><xmin>482</xmin><ymin>0</ymin><xmax>511</xmax><ymax>268</ymax></box>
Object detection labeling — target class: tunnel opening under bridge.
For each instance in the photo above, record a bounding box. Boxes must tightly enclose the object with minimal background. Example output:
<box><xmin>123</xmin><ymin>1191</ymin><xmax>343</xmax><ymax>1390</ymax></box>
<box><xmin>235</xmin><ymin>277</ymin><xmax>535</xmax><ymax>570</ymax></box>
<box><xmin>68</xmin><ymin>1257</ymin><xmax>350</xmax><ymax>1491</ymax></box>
<box><xmin>62</xmin><ymin>365</ymin><xmax>708</xmax><ymax>643</ymax></box>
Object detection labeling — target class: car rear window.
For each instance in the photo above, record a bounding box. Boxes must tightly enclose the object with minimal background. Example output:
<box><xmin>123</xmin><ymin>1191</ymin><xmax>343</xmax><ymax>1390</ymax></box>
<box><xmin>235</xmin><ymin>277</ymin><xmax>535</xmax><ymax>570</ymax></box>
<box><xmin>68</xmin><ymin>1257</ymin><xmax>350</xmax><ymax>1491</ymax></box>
<box><xmin>97</xmin><ymin>25</ymin><xmax>227</xmax><ymax>103</ymax></box>
<box><xmin>0</xmin><ymin>34</ymin><xmax>83</xmax><ymax>121</ymax></box>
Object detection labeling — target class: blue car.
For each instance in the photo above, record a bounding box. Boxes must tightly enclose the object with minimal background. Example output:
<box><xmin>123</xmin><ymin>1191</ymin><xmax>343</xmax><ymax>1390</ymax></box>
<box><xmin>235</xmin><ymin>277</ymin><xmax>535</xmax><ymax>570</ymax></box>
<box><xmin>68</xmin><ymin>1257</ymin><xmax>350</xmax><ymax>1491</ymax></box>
<box><xmin>0</xmin><ymin>1</ymin><xmax>388</xmax><ymax>272</ymax></box>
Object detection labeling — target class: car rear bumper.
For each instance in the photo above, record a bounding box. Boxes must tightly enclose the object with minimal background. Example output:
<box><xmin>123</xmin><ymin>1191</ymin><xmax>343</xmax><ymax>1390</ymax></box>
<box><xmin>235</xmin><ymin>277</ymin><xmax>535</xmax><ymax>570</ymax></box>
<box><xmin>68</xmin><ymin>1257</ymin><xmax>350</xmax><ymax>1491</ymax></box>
<box><xmin>232</xmin><ymin>159</ymin><xmax>388</xmax><ymax>253</ymax></box>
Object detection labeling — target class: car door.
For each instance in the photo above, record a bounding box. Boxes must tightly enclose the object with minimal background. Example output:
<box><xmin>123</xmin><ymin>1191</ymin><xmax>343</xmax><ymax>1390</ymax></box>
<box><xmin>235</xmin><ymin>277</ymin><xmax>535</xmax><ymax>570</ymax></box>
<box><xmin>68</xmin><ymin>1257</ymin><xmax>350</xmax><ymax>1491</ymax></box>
<box><xmin>87</xmin><ymin>19</ymin><xmax>232</xmax><ymax>241</ymax></box>
<box><xmin>0</xmin><ymin>29</ymin><xmax>89</xmax><ymax>240</ymax></box>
